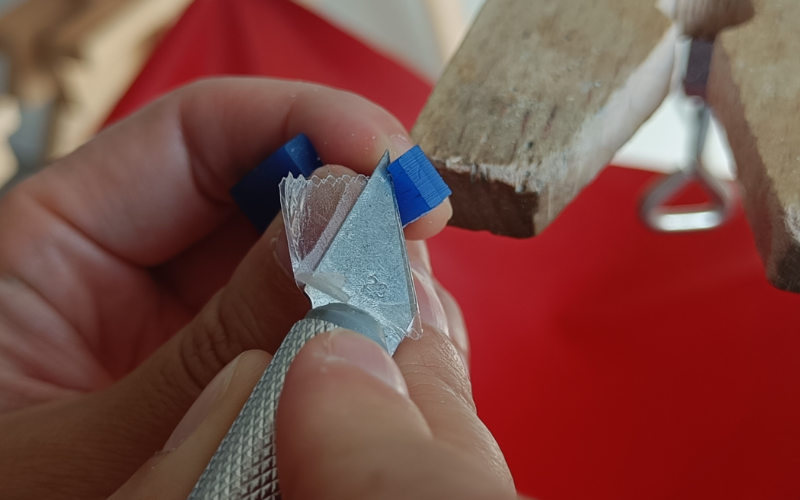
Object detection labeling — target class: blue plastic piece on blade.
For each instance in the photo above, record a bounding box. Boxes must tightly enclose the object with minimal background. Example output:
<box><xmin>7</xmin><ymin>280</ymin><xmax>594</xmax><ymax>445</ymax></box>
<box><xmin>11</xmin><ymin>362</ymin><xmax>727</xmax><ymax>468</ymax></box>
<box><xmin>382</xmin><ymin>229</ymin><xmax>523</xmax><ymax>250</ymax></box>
<box><xmin>388</xmin><ymin>146</ymin><xmax>452</xmax><ymax>226</ymax></box>
<box><xmin>231</xmin><ymin>133</ymin><xmax>322</xmax><ymax>233</ymax></box>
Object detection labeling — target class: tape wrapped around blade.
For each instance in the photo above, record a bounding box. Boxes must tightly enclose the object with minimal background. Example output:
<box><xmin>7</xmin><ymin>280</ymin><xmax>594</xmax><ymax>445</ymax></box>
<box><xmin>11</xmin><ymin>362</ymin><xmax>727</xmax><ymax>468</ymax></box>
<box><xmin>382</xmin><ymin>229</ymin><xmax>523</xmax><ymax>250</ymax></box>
<box><xmin>279</xmin><ymin>173</ymin><xmax>367</xmax><ymax>299</ymax></box>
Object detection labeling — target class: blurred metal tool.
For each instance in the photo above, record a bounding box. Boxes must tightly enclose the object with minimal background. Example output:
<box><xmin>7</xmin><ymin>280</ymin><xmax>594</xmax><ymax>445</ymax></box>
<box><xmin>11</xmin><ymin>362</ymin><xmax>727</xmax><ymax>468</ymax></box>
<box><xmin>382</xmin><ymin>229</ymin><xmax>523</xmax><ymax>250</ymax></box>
<box><xmin>187</xmin><ymin>152</ymin><xmax>417</xmax><ymax>500</ymax></box>
<box><xmin>640</xmin><ymin>38</ymin><xmax>736</xmax><ymax>232</ymax></box>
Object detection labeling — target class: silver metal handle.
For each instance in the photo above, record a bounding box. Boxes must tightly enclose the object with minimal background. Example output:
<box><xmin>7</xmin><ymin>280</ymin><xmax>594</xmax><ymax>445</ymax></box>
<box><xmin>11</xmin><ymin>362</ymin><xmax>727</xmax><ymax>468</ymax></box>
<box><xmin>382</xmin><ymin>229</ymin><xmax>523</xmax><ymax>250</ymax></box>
<box><xmin>188</xmin><ymin>303</ymin><xmax>384</xmax><ymax>500</ymax></box>
<box><xmin>639</xmin><ymin>101</ymin><xmax>736</xmax><ymax>232</ymax></box>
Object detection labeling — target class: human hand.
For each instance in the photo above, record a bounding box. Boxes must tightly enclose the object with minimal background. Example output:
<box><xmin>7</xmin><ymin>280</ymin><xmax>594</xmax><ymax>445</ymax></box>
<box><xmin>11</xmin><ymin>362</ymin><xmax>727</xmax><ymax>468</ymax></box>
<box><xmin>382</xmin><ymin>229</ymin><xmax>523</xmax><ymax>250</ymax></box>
<box><xmin>0</xmin><ymin>78</ymin><xmax>454</xmax><ymax>499</ymax></box>
<box><xmin>110</xmin><ymin>306</ymin><xmax>520</xmax><ymax>500</ymax></box>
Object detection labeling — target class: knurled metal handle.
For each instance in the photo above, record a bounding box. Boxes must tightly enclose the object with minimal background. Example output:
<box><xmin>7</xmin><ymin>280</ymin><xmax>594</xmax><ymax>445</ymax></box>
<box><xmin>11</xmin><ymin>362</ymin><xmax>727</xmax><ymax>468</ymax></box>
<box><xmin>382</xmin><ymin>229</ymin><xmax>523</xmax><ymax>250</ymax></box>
<box><xmin>188</xmin><ymin>303</ymin><xmax>384</xmax><ymax>500</ymax></box>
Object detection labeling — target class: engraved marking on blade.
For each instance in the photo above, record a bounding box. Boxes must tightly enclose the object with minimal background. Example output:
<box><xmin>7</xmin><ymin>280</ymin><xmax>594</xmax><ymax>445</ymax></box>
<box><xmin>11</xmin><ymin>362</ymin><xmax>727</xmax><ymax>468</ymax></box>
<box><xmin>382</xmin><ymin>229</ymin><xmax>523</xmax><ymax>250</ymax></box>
<box><xmin>306</xmin><ymin>155</ymin><xmax>419</xmax><ymax>354</ymax></box>
<box><xmin>362</xmin><ymin>275</ymin><xmax>388</xmax><ymax>299</ymax></box>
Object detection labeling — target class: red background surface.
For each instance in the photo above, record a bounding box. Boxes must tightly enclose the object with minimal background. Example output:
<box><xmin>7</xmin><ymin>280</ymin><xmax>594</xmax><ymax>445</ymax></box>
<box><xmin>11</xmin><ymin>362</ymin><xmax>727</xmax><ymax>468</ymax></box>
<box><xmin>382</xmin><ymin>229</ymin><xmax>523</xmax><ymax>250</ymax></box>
<box><xmin>108</xmin><ymin>1</ymin><xmax>800</xmax><ymax>498</ymax></box>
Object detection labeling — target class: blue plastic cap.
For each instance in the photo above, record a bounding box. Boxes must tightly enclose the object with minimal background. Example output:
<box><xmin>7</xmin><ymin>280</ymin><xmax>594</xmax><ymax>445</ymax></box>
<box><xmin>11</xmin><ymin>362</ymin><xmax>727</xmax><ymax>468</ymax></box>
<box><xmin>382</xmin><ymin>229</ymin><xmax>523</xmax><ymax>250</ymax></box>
<box><xmin>230</xmin><ymin>134</ymin><xmax>322</xmax><ymax>233</ymax></box>
<box><xmin>388</xmin><ymin>146</ymin><xmax>452</xmax><ymax>226</ymax></box>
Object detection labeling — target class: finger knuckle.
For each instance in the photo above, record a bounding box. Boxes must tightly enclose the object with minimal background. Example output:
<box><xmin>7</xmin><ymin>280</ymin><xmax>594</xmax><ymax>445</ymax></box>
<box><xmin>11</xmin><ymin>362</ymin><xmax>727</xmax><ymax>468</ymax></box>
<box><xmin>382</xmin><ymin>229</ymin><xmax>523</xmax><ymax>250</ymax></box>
<box><xmin>177</xmin><ymin>285</ymin><xmax>304</xmax><ymax>390</ymax></box>
<box><xmin>177</xmin><ymin>292</ymin><xmax>241</xmax><ymax>390</ymax></box>
<box><xmin>399</xmin><ymin>332</ymin><xmax>476</xmax><ymax>412</ymax></box>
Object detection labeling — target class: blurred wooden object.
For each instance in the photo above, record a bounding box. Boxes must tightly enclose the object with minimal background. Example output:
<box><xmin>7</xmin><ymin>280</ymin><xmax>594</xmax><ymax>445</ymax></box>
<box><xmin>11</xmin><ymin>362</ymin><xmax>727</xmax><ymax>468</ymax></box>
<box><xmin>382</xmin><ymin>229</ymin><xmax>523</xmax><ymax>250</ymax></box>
<box><xmin>421</xmin><ymin>0</ymin><xmax>467</xmax><ymax>63</ymax></box>
<box><xmin>47</xmin><ymin>0</ymin><xmax>193</xmax><ymax>158</ymax></box>
<box><xmin>0</xmin><ymin>0</ymin><xmax>85</xmax><ymax>105</ymax></box>
<box><xmin>0</xmin><ymin>95</ymin><xmax>20</xmax><ymax>189</ymax></box>
<box><xmin>707</xmin><ymin>0</ymin><xmax>800</xmax><ymax>291</ymax></box>
<box><xmin>411</xmin><ymin>0</ymin><xmax>677</xmax><ymax>237</ymax></box>
<box><xmin>658</xmin><ymin>0</ymin><xmax>754</xmax><ymax>39</ymax></box>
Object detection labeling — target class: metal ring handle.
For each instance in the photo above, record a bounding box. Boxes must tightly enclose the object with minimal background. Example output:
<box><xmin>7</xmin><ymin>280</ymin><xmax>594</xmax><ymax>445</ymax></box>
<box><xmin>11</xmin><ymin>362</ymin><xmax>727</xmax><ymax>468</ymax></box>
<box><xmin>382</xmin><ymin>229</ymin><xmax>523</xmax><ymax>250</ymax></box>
<box><xmin>639</xmin><ymin>101</ymin><xmax>736</xmax><ymax>232</ymax></box>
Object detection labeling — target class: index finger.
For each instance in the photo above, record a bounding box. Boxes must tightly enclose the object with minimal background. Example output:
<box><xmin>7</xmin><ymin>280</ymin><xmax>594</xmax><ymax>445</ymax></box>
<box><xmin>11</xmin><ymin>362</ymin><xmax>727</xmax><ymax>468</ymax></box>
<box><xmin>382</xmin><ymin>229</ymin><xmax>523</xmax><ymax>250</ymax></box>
<box><xmin>394</xmin><ymin>325</ymin><xmax>515</xmax><ymax>488</ymax></box>
<box><xmin>21</xmin><ymin>77</ymin><xmax>451</xmax><ymax>266</ymax></box>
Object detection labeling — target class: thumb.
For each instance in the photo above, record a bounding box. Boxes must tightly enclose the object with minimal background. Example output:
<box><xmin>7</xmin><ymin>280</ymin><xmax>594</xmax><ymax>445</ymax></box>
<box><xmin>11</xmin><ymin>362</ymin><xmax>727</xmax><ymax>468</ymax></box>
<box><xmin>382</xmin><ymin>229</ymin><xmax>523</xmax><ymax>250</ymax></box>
<box><xmin>103</xmin><ymin>165</ymin><xmax>365</xmax><ymax>470</ymax></box>
<box><xmin>58</xmin><ymin>164</ymin><xmax>445</xmax><ymax>495</ymax></box>
<box><xmin>110</xmin><ymin>349</ymin><xmax>271</xmax><ymax>500</ymax></box>
<box><xmin>108</xmin><ymin>163</ymin><xmax>387</xmax><ymax>461</ymax></box>
<box><xmin>276</xmin><ymin>330</ymin><xmax>517</xmax><ymax>500</ymax></box>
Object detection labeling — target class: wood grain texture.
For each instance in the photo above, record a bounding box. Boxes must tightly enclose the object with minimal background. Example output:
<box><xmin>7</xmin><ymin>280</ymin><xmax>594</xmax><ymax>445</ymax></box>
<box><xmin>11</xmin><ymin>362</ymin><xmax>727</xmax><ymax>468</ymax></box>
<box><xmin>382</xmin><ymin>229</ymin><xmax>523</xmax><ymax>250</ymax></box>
<box><xmin>707</xmin><ymin>0</ymin><xmax>800</xmax><ymax>291</ymax></box>
<box><xmin>411</xmin><ymin>0</ymin><xmax>675</xmax><ymax>237</ymax></box>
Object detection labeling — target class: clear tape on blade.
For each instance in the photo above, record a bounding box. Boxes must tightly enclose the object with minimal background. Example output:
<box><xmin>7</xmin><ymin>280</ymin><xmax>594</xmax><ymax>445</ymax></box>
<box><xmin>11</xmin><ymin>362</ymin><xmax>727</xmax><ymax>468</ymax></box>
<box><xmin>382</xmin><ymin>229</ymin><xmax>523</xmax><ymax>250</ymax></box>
<box><xmin>279</xmin><ymin>173</ymin><xmax>367</xmax><ymax>299</ymax></box>
<box><xmin>278</xmin><ymin>170</ymin><xmax>422</xmax><ymax>351</ymax></box>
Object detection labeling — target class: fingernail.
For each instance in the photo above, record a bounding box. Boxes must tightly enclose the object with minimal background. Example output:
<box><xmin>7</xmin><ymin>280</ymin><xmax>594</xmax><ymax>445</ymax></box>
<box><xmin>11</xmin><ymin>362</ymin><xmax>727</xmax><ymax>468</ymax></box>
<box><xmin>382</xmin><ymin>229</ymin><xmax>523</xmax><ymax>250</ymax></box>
<box><xmin>412</xmin><ymin>266</ymin><xmax>449</xmax><ymax>336</ymax></box>
<box><xmin>162</xmin><ymin>355</ymin><xmax>241</xmax><ymax>451</ymax></box>
<box><xmin>389</xmin><ymin>134</ymin><xmax>413</xmax><ymax>158</ymax></box>
<box><xmin>272</xmin><ymin>227</ymin><xmax>294</xmax><ymax>279</ymax></box>
<box><xmin>310</xmin><ymin>164</ymin><xmax>356</xmax><ymax>178</ymax></box>
<box><xmin>327</xmin><ymin>329</ymin><xmax>408</xmax><ymax>396</ymax></box>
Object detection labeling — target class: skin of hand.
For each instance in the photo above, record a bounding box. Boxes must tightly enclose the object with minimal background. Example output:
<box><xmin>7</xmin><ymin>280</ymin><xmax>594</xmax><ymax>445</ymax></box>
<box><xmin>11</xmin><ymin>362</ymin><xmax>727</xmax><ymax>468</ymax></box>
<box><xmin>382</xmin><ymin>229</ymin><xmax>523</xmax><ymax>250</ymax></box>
<box><xmin>0</xmin><ymin>77</ymin><xmax>515</xmax><ymax>499</ymax></box>
<box><xmin>110</xmin><ymin>328</ymin><xmax>522</xmax><ymax>500</ymax></box>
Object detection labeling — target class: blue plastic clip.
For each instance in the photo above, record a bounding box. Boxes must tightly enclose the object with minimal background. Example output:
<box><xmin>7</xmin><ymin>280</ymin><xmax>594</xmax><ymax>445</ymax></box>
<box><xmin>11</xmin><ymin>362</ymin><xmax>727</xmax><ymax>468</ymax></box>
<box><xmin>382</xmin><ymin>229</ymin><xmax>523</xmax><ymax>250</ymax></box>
<box><xmin>230</xmin><ymin>134</ymin><xmax>322</xmax><ymax>233</ymax></box>
<box><xmin>388</xmin><ymin>146</ymin><xmax>452</xmax><ymax>226</ymax></box>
